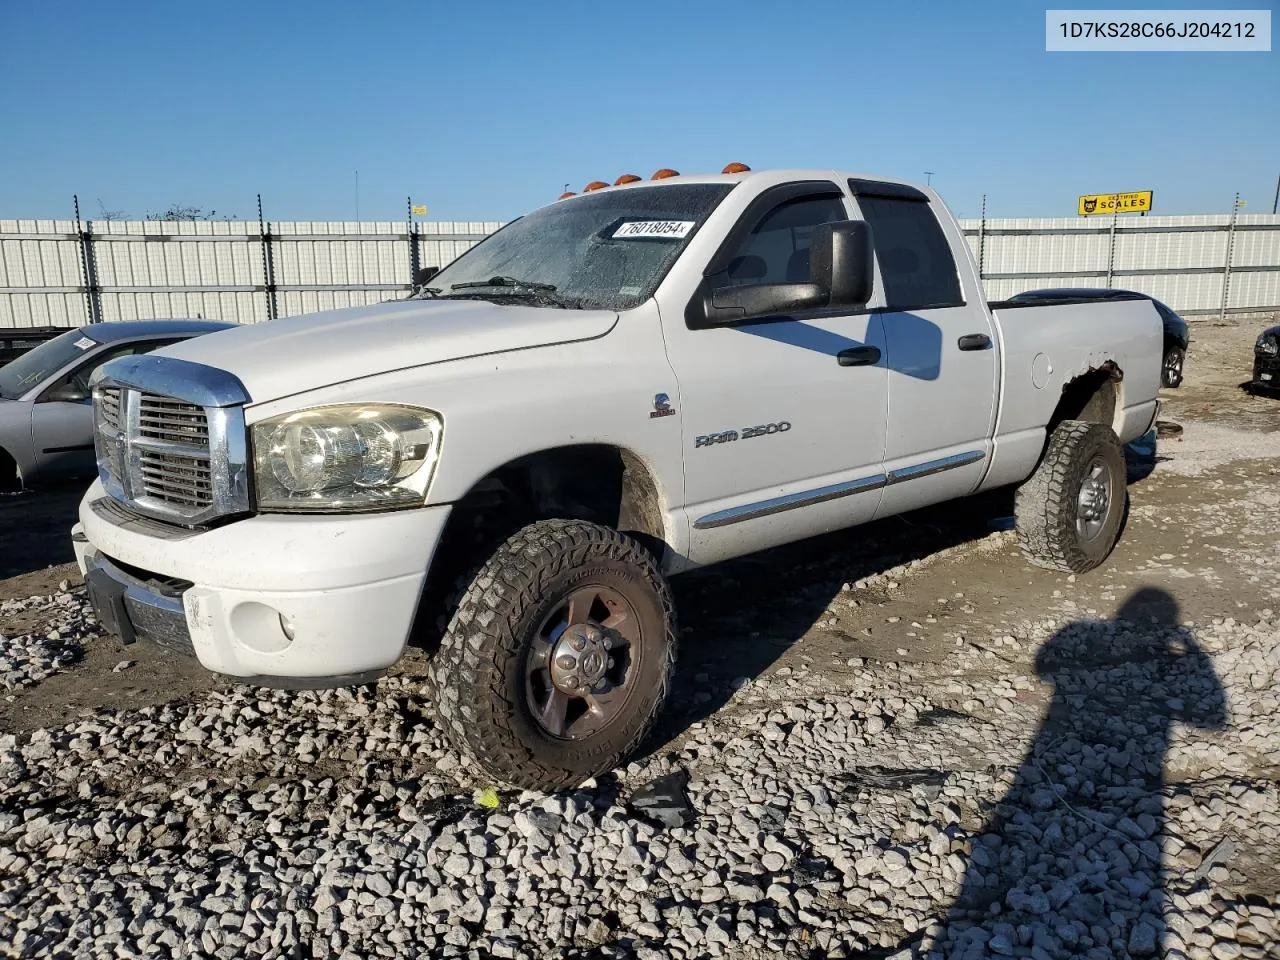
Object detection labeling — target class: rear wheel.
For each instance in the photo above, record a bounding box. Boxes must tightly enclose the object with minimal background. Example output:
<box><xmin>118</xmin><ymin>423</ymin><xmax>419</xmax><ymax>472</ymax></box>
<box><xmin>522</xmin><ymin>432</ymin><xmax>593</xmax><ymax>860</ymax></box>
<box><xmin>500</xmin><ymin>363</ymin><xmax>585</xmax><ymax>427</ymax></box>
<box><xmin>1016</xmin><ymin>420</ymin><xmax>1127</xmax><ymax>573</ymax></box>
<box><xmin>427</xmin><ymin>518</ymin><xmax>676</xmax><ymax>790</ymax></box>
<box><xmin>1161</xmin><ymin>345</ymin><xmax>1185</xmax><ymax>388</ymax></box>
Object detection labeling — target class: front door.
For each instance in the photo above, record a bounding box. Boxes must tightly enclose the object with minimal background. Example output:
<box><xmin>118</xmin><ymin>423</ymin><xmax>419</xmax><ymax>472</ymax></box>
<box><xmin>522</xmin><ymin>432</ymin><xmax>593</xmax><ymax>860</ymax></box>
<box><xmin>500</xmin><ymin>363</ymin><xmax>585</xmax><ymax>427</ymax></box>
<box><xmin>662</xmin><ymin>183</ymin><xmax>889</xmax><ymax>566</ymax></box>
<box><xmin>29</xmin><ymin>394</ymin><xmax>95</xmax><ymax>478</ymax></box>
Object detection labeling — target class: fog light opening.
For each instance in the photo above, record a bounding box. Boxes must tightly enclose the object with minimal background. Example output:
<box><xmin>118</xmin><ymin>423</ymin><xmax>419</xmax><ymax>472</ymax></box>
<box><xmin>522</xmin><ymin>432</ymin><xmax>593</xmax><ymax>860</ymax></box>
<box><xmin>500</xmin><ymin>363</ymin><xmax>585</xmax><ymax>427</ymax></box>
<box><xmin>229</xmin><ymin>601</ymin><xmax>295</xmax><ymax>655</ymax></box>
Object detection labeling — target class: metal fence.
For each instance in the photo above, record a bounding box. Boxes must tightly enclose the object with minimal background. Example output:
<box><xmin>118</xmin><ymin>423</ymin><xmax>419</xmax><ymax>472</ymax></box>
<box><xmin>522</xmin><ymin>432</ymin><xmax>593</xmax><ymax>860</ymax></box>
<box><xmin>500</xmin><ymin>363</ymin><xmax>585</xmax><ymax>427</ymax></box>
<box><xmin>960</xmin><ymin>211</ymin><xmax>1280</xmax><ymax>316</ymax></box>
<box><xmin>0</xmin><ymin>203</ymin><xmax>501</xmax><ymax>328</ymax></box>
<box><xmin>2</xmin><ymin>206</ymin><xmax>1278</xmax><ymax>328</ymax></box>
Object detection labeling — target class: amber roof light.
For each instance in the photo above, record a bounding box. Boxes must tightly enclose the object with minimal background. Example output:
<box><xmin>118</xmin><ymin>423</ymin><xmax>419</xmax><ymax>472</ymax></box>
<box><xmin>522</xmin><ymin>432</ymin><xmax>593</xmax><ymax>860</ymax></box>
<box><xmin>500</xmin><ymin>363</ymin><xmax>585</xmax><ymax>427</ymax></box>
<box><xmin>651</xmin><ymin>168</ymin><xmax>680</xmax><ymax>179</ymax></box>
<box><xmin>722</xmin><ymin>162</ymin><xmax>751</xmax><ymax>174</ymax></box>
<box><xmin>584</xmin><ymin>180</ymin><xmax>610</xmax><ymax>192</ymax></box>
<box><xmin>558</xmin><ymin>191</ymin><xmax>577</xmax><ymax>200</ymax></box>
<box><xmin>614</xmin><ymin>173</ymin><xmax>642</xmax><ymax>185</ymax></box>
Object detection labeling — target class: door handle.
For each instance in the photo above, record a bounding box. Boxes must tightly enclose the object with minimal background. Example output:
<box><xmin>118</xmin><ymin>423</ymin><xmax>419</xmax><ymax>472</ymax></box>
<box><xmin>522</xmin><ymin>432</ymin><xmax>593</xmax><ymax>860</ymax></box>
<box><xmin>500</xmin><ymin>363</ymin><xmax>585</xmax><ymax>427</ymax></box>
<box><xmin>836</xmin><ymin>345</ymin><xmax>882</xmax><ymax>367</ymax></box>
<box><xmin>958</xmin><ymin>333</ymin><xmax>992</xmax><ymax>351</ymax></box>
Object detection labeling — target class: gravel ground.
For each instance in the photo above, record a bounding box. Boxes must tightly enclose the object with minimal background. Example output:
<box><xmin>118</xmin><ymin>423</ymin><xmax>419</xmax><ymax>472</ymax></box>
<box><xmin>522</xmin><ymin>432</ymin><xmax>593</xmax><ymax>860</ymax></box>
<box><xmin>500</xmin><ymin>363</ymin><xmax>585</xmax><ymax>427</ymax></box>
<box><xmin>1</xmin><ymin>318</ymin><xmax>1277</xmax><ymax>960</ymax></box>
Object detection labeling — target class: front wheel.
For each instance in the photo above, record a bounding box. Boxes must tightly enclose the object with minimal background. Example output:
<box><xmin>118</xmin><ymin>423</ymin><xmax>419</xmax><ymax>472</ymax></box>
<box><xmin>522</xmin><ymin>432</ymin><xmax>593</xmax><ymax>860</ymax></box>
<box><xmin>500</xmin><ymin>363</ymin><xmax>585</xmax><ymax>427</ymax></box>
<box><xmin>0</xmin><ymin>448</ymin><xmax>19</xmax><ymax>494</ymax></box>
<box><xmin>1016</xmin><ymin>420</ymin><xmax>1127</xmax><ymax>573</ymax></box>
<box><xmin>1161</xmin><ymin>345</ymin><xmax>1185</xmax><ymax>388</ymax></box>
<box><xmin>427</xmin><ymin>519</ymin><xmax>676</xmax><ymax>790</ymax></box>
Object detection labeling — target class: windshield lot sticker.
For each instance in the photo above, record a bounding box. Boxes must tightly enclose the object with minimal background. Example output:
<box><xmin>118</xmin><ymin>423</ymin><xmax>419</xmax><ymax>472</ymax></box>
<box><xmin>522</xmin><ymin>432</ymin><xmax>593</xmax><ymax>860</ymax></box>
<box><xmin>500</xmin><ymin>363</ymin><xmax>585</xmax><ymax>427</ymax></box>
<box><xmin>612</xmin><ymin>220</ymin><xmax>695</xmax><ymax>239</ymax></box>
<box><xmin>73</xmin><ymin>337</ymin><xmax>95</xmax><ymax>351</ymax></box>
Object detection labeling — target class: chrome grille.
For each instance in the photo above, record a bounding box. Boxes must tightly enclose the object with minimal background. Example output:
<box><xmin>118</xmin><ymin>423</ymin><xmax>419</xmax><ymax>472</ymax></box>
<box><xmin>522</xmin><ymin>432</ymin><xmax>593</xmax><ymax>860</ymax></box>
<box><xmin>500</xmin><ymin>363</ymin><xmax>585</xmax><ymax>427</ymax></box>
<box><xmin>99</xmin><ymin>387</ymin><xmax>121</xmax><ymax>430</ymax></box>
<box><xmin>137</xmin><ymin>396</ymin><xmax>209</xmax><ymax>448</ymax></box>
<box><xmin>140</xmin><ymin>450</ymin><xmax>214</xmax><ymax>508</ymax></box>
<box><xmin>91</xmin><ymin>356</ymin><xmax>250</xmax><ymax>527</ymax></box>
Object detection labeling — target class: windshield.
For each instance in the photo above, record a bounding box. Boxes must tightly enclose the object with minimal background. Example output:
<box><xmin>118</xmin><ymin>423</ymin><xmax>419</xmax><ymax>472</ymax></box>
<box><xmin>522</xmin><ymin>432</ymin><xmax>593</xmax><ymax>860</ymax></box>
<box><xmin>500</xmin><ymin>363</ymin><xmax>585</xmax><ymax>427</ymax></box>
<box><xmin>0</xmin><ymin>329</ymin><xmax>99</xmax><ymax>400</ymax></box>
<box><xmin>426</xmin><ymin>183</ymin><xmax>736</xmax><ymax>311</ymax></box>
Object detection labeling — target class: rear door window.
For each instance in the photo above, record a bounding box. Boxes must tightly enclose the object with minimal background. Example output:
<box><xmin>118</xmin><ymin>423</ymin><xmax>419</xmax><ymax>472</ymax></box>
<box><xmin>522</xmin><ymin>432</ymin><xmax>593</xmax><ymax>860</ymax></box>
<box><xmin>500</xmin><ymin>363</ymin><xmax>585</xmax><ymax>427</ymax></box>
<box><xmin>851</xmin><ymin>187</ymin><xmax>964</xmax><ymax>311</ymax></box>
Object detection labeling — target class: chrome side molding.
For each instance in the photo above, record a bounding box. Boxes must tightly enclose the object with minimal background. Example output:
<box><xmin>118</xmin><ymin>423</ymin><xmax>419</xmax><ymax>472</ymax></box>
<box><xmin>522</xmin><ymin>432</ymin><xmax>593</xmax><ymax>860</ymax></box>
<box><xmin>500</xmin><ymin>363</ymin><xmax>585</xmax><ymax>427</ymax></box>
<box><xmin>693</xmin><ymin>450</ymin><xmax>985</xmax><ymax>530</ymax></box>
<box><xmin>886</xmin><ymin>449</ymin><xmax>986</xmax><ymax>485</ymax></box>
<box><xmin>693</xmin><ymin>473</ymin><xmax>887</xmax><ymax>530</ymax></box>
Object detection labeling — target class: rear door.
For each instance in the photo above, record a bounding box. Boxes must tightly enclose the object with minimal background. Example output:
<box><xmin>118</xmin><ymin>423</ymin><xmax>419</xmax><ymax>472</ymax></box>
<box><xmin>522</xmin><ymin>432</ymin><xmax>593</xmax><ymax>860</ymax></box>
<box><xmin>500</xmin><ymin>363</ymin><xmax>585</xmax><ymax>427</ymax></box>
<box><xmin>661</xmin><ymin>181</ymin><xmax>889</xmax><ymax>565</ymax></box>
<box><xmin>849</xmin><ymin>181</ymin><xmax>999</xmax><ymax>516</ymax></box>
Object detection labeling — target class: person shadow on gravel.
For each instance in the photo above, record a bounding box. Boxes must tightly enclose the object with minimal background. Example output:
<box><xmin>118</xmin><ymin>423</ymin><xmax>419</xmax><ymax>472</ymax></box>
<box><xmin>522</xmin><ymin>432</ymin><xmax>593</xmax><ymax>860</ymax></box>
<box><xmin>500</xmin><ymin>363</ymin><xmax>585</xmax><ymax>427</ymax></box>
<box><xmin>924</xmin><ymin>587</ymin><xmax>1227</xmax><ymax>960</ymax></box>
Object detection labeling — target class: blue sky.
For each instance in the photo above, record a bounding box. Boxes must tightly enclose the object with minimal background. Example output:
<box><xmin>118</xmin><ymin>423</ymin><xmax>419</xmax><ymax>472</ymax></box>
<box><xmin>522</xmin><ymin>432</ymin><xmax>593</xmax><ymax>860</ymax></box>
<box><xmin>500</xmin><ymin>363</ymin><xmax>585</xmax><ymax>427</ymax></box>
<box><xmin>1</xmin><ymin>0</ymin><xmax>1275</xmax><ymax>221</ymax></box>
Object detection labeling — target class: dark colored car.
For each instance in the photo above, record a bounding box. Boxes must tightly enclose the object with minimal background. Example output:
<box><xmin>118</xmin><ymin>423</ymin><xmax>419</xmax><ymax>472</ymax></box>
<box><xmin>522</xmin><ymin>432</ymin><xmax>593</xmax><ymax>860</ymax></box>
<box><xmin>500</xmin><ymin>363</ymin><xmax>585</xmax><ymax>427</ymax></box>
<box><xmin>1007</xmin><ymin>288</ymin><xmax>1190</xmax><ymax>388</ymax></box>
<box><xmin>1253</xmin><ymin>324</ymin><xmax>1280</xmax><ymax>395</ymax></box>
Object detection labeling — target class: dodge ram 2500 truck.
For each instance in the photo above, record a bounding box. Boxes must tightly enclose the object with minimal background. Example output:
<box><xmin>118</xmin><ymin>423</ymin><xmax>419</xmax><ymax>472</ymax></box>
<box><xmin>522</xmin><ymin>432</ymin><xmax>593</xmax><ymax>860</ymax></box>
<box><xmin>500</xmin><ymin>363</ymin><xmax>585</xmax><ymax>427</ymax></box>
<box><xmin>72</xmin><ymin>166</ymin><xmax>1162</xmax><ymax>789</ymax></box>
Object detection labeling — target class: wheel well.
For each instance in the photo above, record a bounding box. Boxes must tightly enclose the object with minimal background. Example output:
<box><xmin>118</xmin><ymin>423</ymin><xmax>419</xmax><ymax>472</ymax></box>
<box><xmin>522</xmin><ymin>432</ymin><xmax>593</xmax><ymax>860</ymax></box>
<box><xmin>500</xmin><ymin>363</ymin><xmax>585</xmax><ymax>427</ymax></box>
<box><xmin>1047</xmin><ymin>362</ymin><xmax>1122</xmax><ymax>437</ymax></box>
<box><xmin>0</xmin><ymin>447</ymin><xmax>19</xmax><ymax>493</ymax></box>
<box><xmin>412</xmin><ymin>445</ymin><xmax>668</xmax><ymax>649</ymax></box>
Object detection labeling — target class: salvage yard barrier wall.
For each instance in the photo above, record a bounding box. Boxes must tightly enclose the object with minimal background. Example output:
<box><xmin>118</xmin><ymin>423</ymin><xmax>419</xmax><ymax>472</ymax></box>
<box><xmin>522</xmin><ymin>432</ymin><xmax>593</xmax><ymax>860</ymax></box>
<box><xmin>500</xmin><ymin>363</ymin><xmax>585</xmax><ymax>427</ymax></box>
<box><xmin>1</xmin><ymin>213</ymin><xmax>1277</xmax><ymax>328</ymax></box>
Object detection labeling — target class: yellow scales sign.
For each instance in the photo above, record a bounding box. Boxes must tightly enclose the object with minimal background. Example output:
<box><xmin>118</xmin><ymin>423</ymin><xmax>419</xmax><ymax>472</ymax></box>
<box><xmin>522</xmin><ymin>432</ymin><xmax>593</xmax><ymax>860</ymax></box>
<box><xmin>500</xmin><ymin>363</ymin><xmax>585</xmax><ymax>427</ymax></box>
<box><xmin>1078</xmin><ymin>191</ymin><xmax>1153</xmax><ymax>216</ymax></box>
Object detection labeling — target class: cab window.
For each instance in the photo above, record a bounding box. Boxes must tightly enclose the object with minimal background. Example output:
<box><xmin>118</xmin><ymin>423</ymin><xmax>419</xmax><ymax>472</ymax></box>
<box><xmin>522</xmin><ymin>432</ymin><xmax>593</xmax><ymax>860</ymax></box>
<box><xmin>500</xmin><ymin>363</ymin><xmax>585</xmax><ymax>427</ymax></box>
<box><xmin>717</xmin><ymin>195</ymin><xmax>848</xmax><ymax>288</ymax></box>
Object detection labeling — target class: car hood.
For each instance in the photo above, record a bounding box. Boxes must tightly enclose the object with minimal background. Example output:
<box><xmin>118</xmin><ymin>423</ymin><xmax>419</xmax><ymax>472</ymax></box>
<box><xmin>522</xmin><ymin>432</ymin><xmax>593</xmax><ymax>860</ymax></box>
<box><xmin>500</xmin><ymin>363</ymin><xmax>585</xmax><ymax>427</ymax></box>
<box><xmin>156</xmin><ymin>299</ymin><xmax>619</xmax><ymax>404</ymax></box>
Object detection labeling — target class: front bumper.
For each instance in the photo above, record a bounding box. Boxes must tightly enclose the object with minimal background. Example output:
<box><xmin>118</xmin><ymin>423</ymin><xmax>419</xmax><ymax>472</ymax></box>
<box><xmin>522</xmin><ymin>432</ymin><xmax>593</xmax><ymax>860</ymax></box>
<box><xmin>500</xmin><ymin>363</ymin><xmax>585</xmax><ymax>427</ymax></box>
<box><xmin>74</xmin><ymin>481</ymin><xmax>452</xmax><ymax>684</ymax></box>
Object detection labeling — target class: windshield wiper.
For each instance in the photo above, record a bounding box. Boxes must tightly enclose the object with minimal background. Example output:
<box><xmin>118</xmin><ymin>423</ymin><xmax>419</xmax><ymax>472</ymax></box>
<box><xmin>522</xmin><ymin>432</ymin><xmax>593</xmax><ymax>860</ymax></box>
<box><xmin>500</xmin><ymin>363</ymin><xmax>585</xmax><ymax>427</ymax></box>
<box><xmin>409</xmin><ymin>286</ymin><xmax>442</xmax><ymax>300</ymax></box>
<box><xmin>441</xmin><ymin>276</ymin><xmax>584</xmax><ymax>309</ymax></box>
<box><xmin>451</xmin><ymin>276</ymin><xmax>557</xmax><ymax>292</ymax></box>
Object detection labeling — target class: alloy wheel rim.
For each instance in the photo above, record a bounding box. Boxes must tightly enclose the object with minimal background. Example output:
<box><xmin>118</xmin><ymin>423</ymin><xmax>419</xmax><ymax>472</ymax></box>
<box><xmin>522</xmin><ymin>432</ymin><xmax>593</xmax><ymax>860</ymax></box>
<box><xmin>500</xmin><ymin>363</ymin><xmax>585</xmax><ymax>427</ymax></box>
<box><xmin>525</xmin><ymin>584</ymin><xmax>640</xmax><ymax>740</ymax></box>
<box><xmin>1076</xmin><ymin>457</ymin><xmax>1113</xmax><ymax>541</ymax></box>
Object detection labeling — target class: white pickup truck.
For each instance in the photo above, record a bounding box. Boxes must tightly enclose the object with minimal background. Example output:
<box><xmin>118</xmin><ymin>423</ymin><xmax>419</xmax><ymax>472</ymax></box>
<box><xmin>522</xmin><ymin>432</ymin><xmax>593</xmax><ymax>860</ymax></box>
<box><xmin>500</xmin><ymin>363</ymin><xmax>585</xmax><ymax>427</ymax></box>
<box><xmin>73</xmin><ymin>166</ymin><xmax>1162</xmax><ymax>788</ymax></box>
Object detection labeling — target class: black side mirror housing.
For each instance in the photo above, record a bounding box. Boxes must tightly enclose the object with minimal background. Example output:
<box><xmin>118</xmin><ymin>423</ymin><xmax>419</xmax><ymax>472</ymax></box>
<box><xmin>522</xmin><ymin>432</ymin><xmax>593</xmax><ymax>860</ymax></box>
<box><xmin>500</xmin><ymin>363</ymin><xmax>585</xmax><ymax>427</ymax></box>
<box><xmin>414</xmin><ymin>266</ymin><xmax>439</xmax><ymax>286</ymax></box>
<box><xmin>810</xmin><ymin>220</ymin><xmax>875</xmax><ymax>308</ymax></box>
<box><xmin>699</xmin><ymin>282</ymin><xmax>828</xmax><ymax>326</ymax></box>
<box><xmin>693</xmin><ymin>219</ymin><xmax>876</xmax><ymax>327</ymax></box>
<box><xmin>43</xmin><ymin>383</ymin><xmax>90</xmax><ymax>404</ymax></box>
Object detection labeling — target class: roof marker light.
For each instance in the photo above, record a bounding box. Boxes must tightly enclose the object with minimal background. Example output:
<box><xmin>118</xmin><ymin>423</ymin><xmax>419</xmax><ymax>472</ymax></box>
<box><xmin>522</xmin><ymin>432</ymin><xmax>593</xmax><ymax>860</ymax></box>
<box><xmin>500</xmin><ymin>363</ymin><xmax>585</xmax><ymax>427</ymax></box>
<box><xmin>584</xmin><ymin>180</ymin><xmax>610</xmax><ymax>192</ymax></box>
<box><xmin>614</xmin><ymin>174</ymin><xmax>642</xmax><ymax>185</ymax></box>
<box><xmin>651</xmin><ymin>168</ymin><xmax>680</xmax><ymax>180</ymax></box>
<box><xmin>558</xmin><ymin>191</ymin><xmax>577</xmax><ymax>200</ymax></box>
<box><xmin>722</xmin><ymin>162</ymin><xmax>751</xmax><ymax>174</ymax></box>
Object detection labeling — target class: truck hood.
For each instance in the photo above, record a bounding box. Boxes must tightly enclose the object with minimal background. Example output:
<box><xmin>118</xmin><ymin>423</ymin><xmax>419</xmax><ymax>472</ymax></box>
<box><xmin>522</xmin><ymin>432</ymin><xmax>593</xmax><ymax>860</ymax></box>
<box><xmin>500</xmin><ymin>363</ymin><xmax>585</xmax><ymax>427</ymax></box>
<box><xmin>157</xmin><ymin>299</ymin><xmax>618</xmax><ymax>403</ymax></box>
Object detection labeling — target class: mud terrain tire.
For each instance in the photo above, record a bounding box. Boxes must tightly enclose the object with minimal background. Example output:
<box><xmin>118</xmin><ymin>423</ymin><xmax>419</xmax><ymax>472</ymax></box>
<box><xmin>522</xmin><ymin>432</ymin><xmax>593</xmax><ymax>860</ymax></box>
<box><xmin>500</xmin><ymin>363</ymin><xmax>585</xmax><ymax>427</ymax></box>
<box><xmin>1017</xmin><ymin>420</ymin><xmax>1127</xmax><ymax>573</ymax></box>
<box><xmin>427</xmin><ymin>519</ymin><xmax>676</xmax><ymax>790</ymax></box>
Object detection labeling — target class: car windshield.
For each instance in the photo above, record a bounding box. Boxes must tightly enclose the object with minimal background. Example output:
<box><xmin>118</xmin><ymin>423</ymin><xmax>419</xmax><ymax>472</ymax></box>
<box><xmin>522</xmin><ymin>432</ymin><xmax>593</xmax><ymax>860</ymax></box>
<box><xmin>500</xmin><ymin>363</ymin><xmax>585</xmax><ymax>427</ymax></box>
<box><xmin>424</xmin><ymin>183</ymin><xmax>736</xmax><ymax>311</ymax></box>
<box><xmin>0</xmin><ymin>329</ymin><xmax>99</xmax><ymax>400</ymax></box>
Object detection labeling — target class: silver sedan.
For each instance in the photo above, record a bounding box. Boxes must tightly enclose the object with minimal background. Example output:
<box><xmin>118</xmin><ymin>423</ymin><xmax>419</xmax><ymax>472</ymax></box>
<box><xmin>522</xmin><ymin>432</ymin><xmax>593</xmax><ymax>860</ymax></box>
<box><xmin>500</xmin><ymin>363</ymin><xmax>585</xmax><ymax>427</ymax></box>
<box><xmin>0</xmin><ymin>320</ymin><xmax>235</xmax><ymax>491</ymax></box>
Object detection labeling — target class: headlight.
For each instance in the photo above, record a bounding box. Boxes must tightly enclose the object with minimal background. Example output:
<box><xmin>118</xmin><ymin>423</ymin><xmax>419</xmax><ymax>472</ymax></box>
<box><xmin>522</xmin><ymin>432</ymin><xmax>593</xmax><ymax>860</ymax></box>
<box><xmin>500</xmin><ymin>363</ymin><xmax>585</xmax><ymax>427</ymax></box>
<box><xmin>251</xmin><ymin>403</ymin><xmax>442</xmax><ymax>512</ymax></box>
<box><xmin>1257</xmin><ymin>335</ymin><xmax>1279</xmax><ymax>356</ymax></box>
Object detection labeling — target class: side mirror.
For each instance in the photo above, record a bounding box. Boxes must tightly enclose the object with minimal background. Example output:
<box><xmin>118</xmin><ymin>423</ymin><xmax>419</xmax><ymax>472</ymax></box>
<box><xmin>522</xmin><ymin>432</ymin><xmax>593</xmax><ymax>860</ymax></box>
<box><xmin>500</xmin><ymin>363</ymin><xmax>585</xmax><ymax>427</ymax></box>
<box><xmin>810</xmin><ymin>220</ymin><xmax>875</xmax><ymax>308</ymax></box>
<box><xmin>414</xmin><ymin>265</ymin><xmax>439</xmax><ymax>286</ymax></box>
<box><xmin>699</xmin><ymin>282</ymin><xmax>828</xmax><ymax>326</ymax></box>
<box><xmin>43</xmin><ymin>382</ymin><xmax>90</xmax><ymax>404</ymax></box>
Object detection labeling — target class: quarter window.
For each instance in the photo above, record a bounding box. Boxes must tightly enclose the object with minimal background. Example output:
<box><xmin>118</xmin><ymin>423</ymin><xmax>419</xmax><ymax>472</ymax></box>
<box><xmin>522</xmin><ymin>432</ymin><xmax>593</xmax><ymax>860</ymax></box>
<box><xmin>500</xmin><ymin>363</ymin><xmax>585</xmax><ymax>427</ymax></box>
<box><xmin>856</xmin><ymin>195</ymin><xmax>964</xmax><ymax>310</ymax></box>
